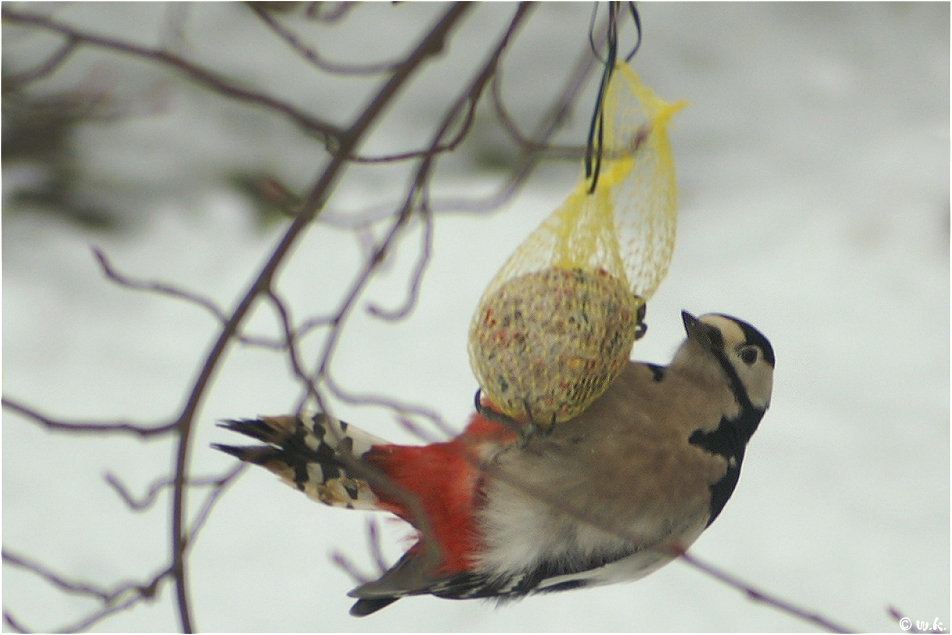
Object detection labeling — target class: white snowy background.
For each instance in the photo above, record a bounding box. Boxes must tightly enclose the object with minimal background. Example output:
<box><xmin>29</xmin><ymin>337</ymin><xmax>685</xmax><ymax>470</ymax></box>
<box><xmin>3</xmin><ymin>3</ymin><xmax>949</xmax><ymax>632</ymax></box>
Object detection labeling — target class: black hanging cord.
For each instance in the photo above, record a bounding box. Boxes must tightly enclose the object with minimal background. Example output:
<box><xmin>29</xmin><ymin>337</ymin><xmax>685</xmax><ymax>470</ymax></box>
<box><xmin>584</xmin><ymin>2</ymin><xmax>642</xmax><ymax>194</ymax></box>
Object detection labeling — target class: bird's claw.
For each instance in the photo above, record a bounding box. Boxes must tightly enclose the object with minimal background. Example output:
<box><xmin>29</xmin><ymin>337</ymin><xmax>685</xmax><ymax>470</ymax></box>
<box><xmin>473</xmin><ymin>390</ymin><xmax>554</xmax><ymax>447</ymax></box>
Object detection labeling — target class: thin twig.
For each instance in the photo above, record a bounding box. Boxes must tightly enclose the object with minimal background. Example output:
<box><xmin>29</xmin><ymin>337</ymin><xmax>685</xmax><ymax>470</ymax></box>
<box><xmin>394</xmin><ymin>414</ymin><xmax>445</xmax><ymax>444</ymax></box>
<box><xmin>292</xmin><ymin>311</ymin><xmax>339</xmax><ymax>342</ymax></box>
<box><xmin>329</xmin><ymin>550</ymin><xmax>373</xmax><ymax>585</ymax></box>
<box><xmin>365</xmin><ymin>203</ymin><xmax>433</xmax><ymax>321</ymax></box>
<box><xmin>676</xmin><ymin>551</ymin><xmax>855</xmax><ymax>633</ymax></box>
<box><xmin>2</xmin><ymin>551</ymin><xmax>113</xmax><ymax>603</ymax></box>
<box><xmin>310</xmin><ymin>4</ymin><xmax>534</xmax><ymax>396</ymax></box>
<box><xmin>2</xmin><ymin>550</ymin><xmax>172</xmax><ymax>634</ymax></box>
<box><xmin>1</xmin><ymin>8</ymin><xmax>343</xmax><ymax>144</ymax></box>
<box><xmin>321</xmin><ymin>373</ymin><xmax>460</xmax><ymax>440</ymax></box>
<box><xmin>345</xmin><ymin>58</ymin><xmax>500</xmax><ymax>166</ymax></box>
<box><xmin>249</xmin><ymin>4</ymin><xmax>399</xmax><ymax>75</ymax></box>
<box><xmin>490</xmin><ymin>72</ymin><xmax>531</xmax><ymax>149</ymax></box>
<box><xmin>2</xmin><ymin>35</ymin><xmax>79</xmax><ymax>91</ymax></box>
<box><xmin>264</xmin><ymin>289</ymin><xmax>323</xmax><ymax>407</ymax></box>
<box><xmin>3</xmin><ymin>610</ymin><xmax>30</xmax><ymax>634</ymax></box>
<box><xmin>55</xmin><ymin>590</ymin><xmax>156</xmax><ymax>634</ymax></box>
<box><xmin>164</xmin><ymin>6</ymin><xmax>473</xmax><ymax>630</ymax></box>
<box><xmin>489</xmin><ymin>73</ymin><xmax>585</xmax><ymax>160</ymax></box>
<box><xmin>183</xmin><ymin>463</ymin><xmax>247</xmax><ymax>548</ymax></box>
<box><xmin>104</xmin><ymin>467</ymin><xmax>246</xmax><ymax>512</ymax></box>
<box><xmin>426</xmin><ymin>19</ymin><xmax>603</xmax><ymax>217</ymax></box>
<box><xmin>2</xmin><ymin>397</ymin><xmax>178</xmax><ymax>438</ymax></box>
<box><xmin>366</xmin><ymin>518</ymin><xmax>390</xmax><ymax>575</ymax></box>
<box><xmin>93</xmin><ymin>246</ymin><xmax>227</xmax><ymax>321</ymax></box>
<box><xmin>92</xmin><ymin>247</ymin><xmax>285</xmax><ymax>350</ymax></box>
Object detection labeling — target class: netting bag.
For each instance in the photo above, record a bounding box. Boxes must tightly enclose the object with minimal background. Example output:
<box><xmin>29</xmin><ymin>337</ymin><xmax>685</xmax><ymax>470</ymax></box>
<box><xmin>469</xmin><ymin>64</ymin><xmax>686</xmax><ymax>425</ymax></box>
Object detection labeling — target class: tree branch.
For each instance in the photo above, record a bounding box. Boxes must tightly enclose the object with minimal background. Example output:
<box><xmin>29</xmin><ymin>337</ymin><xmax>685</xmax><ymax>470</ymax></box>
<box><xmin>2</xmin><ymin>397</ymin><xmax>178</xmax><ymax>439</ymax></box>
<box><xmin>92</xmin><ymin>247</ymin><xmax>285</xmax><ymax>350</ymax></box>
<box><xmin>248</xmin><ymin>4</ymin><xmax>399</xmax><ymax>75</ymax></box>
<box><xmin>365</xmin><ymin>203</ymin><xmax>434</xmax><ymax>321</ymax></box>
<box><xmin>2</xmin><ymin>550</ymin><xmax>171</xmax><ymax>634</ymax></box>
<box><xmin>2</xmin><ymin>35</ymin><xmax>79</xmax><ymax>91</ymax></box>
<box><xmin>164</xmin><ymin>5</ymin><xmax>474</xmax><ymax>630</ymax></box>
<box><xmin>1</xmin><ymin>7</ymin><xmax>343</xmax><ymax>143</ymax></box>
<box><xmin>104</xmin><ymin>466</ymin><xmax>245</xmax><ymax>512</ymax></box>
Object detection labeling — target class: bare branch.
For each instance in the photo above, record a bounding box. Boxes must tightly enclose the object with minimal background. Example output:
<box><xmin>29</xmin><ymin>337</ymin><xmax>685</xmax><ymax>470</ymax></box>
<box><xmin>104</xmin><ymin>467</ymin><xmax>246</xmax><ymax>512</ymax></box>
<box><xmin>3</xmin><ymin>550</ymin><xmax>113</xmax><ymax>603</ymax></box>
<box><xmin>263</xmin><ymin>289</ymin><xmax>323</xmax><ymax>407</ymax></box>
<box><xmin>2</xmin><ymin>610</ymin><xmax>29</xmax><ymax>634</ymax></box>
<box><xmin>0</xmin><ymin>7</ymin><xmax>343</xmax><ymax>144</ymax></box>
<box><xmin>293</xmin><ymin>311</ymin><xmax>339</xmax><ymax>342</ymax></box>
<box><xmin>311</xmin><ymin>4</ymin><xmax>534</xmax><ymax>392</ymax></box>
<box><xmin>2</xmin><ymin>465</ymin><xmax>241</xmax><ymax>633</ymax></box>
<box><xmin>676</xmin><ymin>551</ymin><xmax>856</xmax><ymax>633</ymax></box>
<box><xmin>329</xmin><ymin>550</ymin><xmax>373</xmax><ymax>585</ymax></box>
<box><xmin>2</xmin><ymin>397</ymin><xmax>178</xmax><ymax>438</ymax></box>
<box><xmin>2</xmin><ymin>35</ymin><xmax>79</xmax><ymax>91</ymax></box>
<box><xmin>366</xmin><ymin>518</ymin><xmax>390</xmax><ymax>575</ymax></box>
<box><xmin>393</xmin><ymin>414</ymin><xmax>445</xmax><ymax>445</ymax></box>
<box><xmin>165</xmin><ymin>6</ymin><xmax>475</xmax><ymax>630</ymax></box>
<box><xmin>321</xmin><ymin>373</ymin><xmax>460</xmax><ymax>440</ymax></box>
<box><xmin>183</xmin><ymin>463</ymin><xmax>247</xmax><ymax>548</ymax></box>
<box><xmin>428</xmin><ymin>22</ymin><xmax>603</xmax><ymax>217</ymax></box>
<box><xmin>93</xmin><ymin>246</ymin><xmax>228</xmax><ymax>321</ymax></box>
<box><xmin>93</xmin><ymin>248</ymin><xmax>288</xmax><ymax>351</ymax></box>
<box><xmin>55</xmin><ymin>590</ymin><xmax>156</xmax><ymax>634</ymax></box>
<box><xmin>249</xmin><ymin>4</ymin><xmax>399</xmax><ymax>75</ymax></box>
<box><xmin>2</xmin><ymin>550</ymin><xmax>172</xmax><ymax>634</ymax></box>
<box><xmin>365</xmin><ymin>204</ymin><xmax>433</xmax><ymax>321</ymax></box>
<box><xmin>104</xmin><ymin>472</ymin><xmax>169</xmax><ymax>512</ymax></box>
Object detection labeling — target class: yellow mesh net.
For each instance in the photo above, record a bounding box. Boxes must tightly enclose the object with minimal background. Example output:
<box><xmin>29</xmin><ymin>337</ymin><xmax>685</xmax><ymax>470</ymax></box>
<box><xmin>469</xmin><ymin>64</ymin><xmax>686</xmax><ymax>424</ymax></box>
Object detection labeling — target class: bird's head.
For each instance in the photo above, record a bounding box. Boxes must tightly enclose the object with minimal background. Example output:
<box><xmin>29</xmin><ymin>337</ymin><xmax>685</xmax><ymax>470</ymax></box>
<box><xmin>677</xmin><ymin>311</ymin><xmax>775</xmax><ymax>412</ymax></box>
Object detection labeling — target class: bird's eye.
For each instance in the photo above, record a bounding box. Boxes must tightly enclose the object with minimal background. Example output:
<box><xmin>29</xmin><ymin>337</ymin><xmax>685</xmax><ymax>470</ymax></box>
<box><xmin>740</xmin><ymin>347</ymin><xmax>758</xmax><ymax>365</ymax></box>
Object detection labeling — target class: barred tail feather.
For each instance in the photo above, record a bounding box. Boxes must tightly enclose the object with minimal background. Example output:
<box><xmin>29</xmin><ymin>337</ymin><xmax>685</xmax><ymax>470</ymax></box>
<box><xmin>214</xmin><ymin>413</ymin><xmax>390</xmax><ymax>510</ymax></box>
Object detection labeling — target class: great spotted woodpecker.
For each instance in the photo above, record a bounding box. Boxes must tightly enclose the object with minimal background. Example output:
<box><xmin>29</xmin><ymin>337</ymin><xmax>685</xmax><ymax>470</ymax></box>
<box><xmin>214</xmin><ymin>311</ymin><xmax>774</xmax><ymax>616</ymax></box>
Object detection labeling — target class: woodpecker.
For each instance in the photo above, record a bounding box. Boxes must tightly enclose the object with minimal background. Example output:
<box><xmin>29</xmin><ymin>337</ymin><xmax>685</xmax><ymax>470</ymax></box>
<box><xmin>214</xmin><ymin>311</ymin><xmax>774</xmax><ymax>616</ymax></box>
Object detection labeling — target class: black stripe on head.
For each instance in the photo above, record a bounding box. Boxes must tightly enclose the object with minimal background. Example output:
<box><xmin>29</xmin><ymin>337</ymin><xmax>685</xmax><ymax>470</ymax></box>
<box><xmin>689</xmin><ymin>315</ymin><xmax>771</xmax><ymax>526</ymax></box>
<box><xmin>723</xmin><ymin>315</ymin><xmax>775</xmax><ymax>368</ymax></box>
<box><xmin>713</xmin><ymin>348</ymin><xmax>755</xmax><ymax>415</ymax></box>
<box><xmin>705</xmin><ymin>315</ymin><xmax>773</xmax><ymax>415</ymax></box>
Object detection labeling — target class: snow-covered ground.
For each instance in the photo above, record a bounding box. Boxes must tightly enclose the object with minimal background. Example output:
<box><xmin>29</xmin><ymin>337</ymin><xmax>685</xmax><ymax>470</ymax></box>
<box><xmin>3</xmin><ymin>3</ymin><xmax>948</xmax><ymax>632</ymax></box>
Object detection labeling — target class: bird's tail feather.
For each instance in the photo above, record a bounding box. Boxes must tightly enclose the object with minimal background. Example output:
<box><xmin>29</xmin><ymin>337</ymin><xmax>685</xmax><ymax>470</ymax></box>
<box><xmin>214</xmin><ymin>413</ymin><xmax>389</xmax><ymax>510</ymax></box>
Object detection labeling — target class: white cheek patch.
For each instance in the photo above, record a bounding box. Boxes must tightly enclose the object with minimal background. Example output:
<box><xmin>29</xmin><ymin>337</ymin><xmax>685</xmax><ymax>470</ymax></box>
<box><xmin>701</xmin><ymin>314</ymin><xmax>774</xmax><ymax>410</ymax></box>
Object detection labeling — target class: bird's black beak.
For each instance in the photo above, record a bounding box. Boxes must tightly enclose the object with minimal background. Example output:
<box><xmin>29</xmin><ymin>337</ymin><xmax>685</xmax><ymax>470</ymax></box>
<box><xmin>681</xmin><ymin>311</ymin><xmax>721</xmax><ymax>352</ymax></box>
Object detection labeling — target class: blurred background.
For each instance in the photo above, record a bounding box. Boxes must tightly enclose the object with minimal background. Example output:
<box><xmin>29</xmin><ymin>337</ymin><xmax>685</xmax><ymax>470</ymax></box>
<box><xmin>3</xmin><ymin>2</ymin><xmax>949</xmax><ymax>632</ymax></box>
